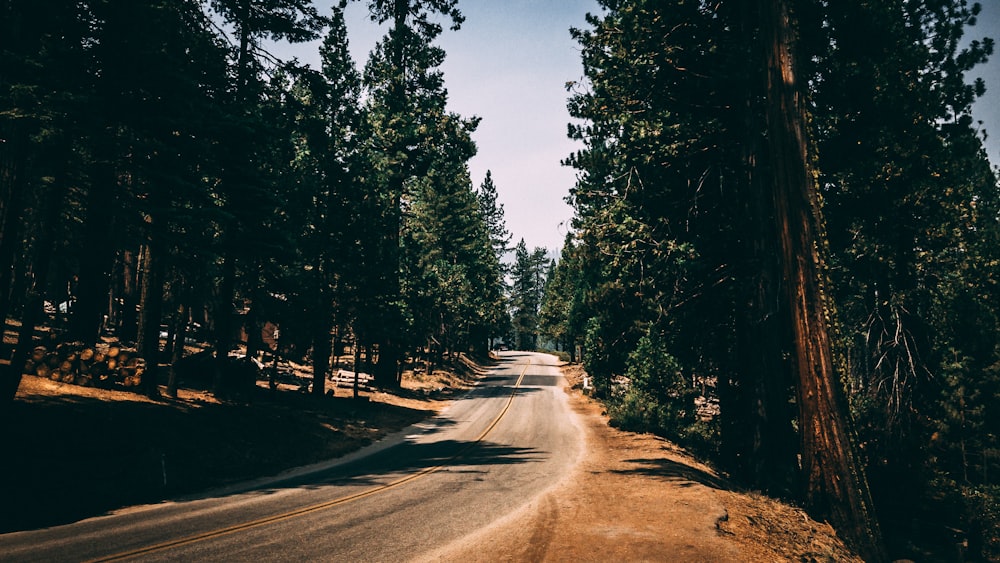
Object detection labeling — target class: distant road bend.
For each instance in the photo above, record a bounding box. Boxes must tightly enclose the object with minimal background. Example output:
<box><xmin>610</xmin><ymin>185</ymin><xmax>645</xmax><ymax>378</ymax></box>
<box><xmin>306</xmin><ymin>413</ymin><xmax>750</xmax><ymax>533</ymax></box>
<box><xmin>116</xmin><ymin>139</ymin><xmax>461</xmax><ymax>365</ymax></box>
<box><xmin>0</xmin><ymin>352</ymin><xmax>583</xmax><ymax>562</ymax></box>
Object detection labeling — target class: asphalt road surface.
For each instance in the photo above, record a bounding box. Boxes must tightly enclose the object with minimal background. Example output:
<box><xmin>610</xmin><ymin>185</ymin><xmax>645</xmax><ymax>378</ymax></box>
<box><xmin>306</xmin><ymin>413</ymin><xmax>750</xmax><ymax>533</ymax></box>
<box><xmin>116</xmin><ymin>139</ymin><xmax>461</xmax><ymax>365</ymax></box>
<box><xmin>0</xmin><ymin>352</ymin><xmax>583</xmax><ymax>562</ymax></box>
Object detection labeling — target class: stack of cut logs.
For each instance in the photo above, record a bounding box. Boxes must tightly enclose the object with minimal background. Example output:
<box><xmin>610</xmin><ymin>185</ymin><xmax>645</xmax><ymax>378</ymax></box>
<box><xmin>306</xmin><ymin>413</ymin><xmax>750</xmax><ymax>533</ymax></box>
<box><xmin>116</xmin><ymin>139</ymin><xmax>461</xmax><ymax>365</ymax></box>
<box><xmin>24</xmin><ymin>342</ymin><xmax>146</xmax><ymax>389</ymax></box>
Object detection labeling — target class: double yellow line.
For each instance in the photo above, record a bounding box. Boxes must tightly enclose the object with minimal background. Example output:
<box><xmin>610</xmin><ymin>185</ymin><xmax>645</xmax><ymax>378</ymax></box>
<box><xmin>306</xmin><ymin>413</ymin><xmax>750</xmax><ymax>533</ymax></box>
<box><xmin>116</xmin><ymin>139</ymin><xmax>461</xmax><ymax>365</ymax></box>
<box><xmin>91</xmin><ymin>360</ymin><xmax>531</xmax><ymax>562</ymax></box>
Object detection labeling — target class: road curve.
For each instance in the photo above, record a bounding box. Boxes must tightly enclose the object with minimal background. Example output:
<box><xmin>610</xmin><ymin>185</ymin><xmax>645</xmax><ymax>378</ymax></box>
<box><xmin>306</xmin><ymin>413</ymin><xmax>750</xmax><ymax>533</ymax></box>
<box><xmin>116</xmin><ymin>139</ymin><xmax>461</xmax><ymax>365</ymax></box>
<box><xmin>0</xmin><ymin>352</ymin><xmax>583</xmax><ymax>562</ymax></box>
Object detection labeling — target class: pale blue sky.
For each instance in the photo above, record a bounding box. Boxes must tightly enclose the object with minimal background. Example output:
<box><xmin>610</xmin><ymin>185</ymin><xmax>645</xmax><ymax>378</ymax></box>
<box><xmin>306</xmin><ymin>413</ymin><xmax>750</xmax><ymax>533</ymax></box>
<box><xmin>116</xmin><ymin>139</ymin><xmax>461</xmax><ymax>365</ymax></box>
<box><xmin>270</xmin><ymin>1</ymin><xmax>1000</xmax><ymax>255</ymax></box>
<box><xmin>969</xmin><ymin>2</ymin><xmax>1000</xmax><ymax>169</ymax></box>
<box><xmin>270</xmin><ymin>0</ymin><xmax>599</xmax><ymax>254</ymax></box>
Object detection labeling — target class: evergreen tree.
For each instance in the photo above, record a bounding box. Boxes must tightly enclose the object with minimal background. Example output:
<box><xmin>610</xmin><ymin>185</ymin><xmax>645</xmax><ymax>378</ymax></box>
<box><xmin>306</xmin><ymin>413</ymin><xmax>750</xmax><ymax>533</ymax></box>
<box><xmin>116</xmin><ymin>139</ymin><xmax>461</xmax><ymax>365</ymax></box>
<box><xmin>285</xmin><ymin>3</ymin><xmax>362</xmax><ymax>396</ymax></box>
<box><xmin>1</xmin><ymin>0</ymin><xmax>232</xmax><ymax>400</ymax></box>
<box><xmin>476</xmin><ymin>170</ymin><xmax>512</xmax><ymax>350</ymax></box>
<box><xmin>510</xmin><ymin>240</ymin><xmax>548</xmax><ymax>351</ymax></box>
<box><xmin>564</xmin><ymin>0</ymin><xmax>999</xmax><ymax>558</ymax></box>
<box><xmin>538</xmin><ymin>232</ymin><xmax>583</xmax><ymax>359</ymax></box>
<box><xmin>0</xmin><ymin>0</ymin><xmax>91</xmax><ymax>401</ymax></box>
<box><xmin>360</xmin><ymin>0</ymin><xmax>464</xmax><ymax>385</ymax></box>
<box><xmin>206</xmin><ymin>0</ymin><xmax>329</xmax><ymax>388</ymax></box>
<box><xmin>802</xmin><ymin>0</ymin><xmax>1000</xmax><ymax>555</ymax></box>
<box><xmin>564</xmin><ymin>0</ymin><xmax>887</xmax><ymax>556</ymax></box>
<box><xmin>476</xmin><ymin>171</ymin><xmax>511</xmax><ymax>262</ymax></box>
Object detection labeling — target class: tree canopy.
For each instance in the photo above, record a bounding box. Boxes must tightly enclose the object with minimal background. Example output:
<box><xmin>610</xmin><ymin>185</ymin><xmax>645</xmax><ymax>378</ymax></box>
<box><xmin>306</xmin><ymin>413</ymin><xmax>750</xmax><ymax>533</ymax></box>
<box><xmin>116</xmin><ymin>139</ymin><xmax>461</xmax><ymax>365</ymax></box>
<box><xmin>0</xmin><ymin>0</ymin><xmax>510</xmax><ymax>403</ymax></box>
<box><xmin>555</xmin><ymin>0</ymin><xmax>1000</xmax><ymax>559</ymax></box>
<box><xmin>3</xmin><ymin>1</ymin><xmax>999</xmax><ymax>559</ymax></box>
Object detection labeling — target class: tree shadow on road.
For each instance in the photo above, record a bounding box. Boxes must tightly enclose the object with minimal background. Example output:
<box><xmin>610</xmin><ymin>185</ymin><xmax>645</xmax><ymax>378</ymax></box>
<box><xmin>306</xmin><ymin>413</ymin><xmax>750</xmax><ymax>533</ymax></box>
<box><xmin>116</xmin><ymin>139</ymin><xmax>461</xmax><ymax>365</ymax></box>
<box><xmin>0</xmin><ymin>389</ymin><xmax>436</xmax><ymax>534</ymax></box>
<box><xmin>276</xmin><ymin>439</ymin><xmax>548</xmax><ymax>491</ymax></box>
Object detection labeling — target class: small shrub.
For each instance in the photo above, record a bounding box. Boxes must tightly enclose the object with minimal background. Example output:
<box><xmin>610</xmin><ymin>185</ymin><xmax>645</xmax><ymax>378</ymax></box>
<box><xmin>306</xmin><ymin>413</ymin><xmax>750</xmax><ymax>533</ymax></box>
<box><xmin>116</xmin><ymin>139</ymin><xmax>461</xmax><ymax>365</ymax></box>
<box><xmin>603</xmin><ymin>327</ymin><xmax>723</xmax><ymax>456</ymax></box>
<box><xmin>963</xmin><ymin>484</ymin><xmax>1000</xmax><ymax>560</ymax></box>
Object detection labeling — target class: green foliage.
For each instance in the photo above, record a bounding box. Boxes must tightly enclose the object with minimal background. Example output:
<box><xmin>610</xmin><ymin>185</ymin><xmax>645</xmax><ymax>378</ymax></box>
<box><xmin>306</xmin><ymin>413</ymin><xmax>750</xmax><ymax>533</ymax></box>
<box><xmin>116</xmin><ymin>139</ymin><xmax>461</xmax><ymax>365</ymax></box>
<box><xmin>607</xmin><ymin>328</ymin><xmax>700</xmax><ymax>440</ymax></box>
<box><xmin>538</xmin><ymin>232</ymin><xmax>584</xmax><ymax>357</ymax></box>
<box><xmin>357</xmin><ymin>0</ymin><xmax>485</xmax><ymax>380</ymax></box>
<box><xmin>401</xmin><ymin>123</ymin><xmax>495</xmax><ymax>354</ymax></box>
<box><xmin>510</xmin><ymin>239</ymin><xmax>549</xmax><ymax>350</ymax></box>
<box><xmin>1</xmin><ymin>0</ymin><xmax>508</xmax><ymax>399</ymax></box>
<box><xmin>800</xmin><ymin>0</ymin><xmax>1000</xmax><ymax>556</ymax></box>
<box><xmin>562</xmin><ymin>0</ymin><xmax>1000</xmax><ymax>557</ymax></box>
<box><xmin>962</xmin><ymin>485</ymin><xmax>1000</xmax><ymax>559</ymax></box>
<box><xmin>475</xmin><ymin>171</ymin><xmax>513</xmax><ymax>348</ymax></box>
<box><xmin>357</xmin><ymin>0</ymin><xmax>502</xmax><ymax>362</ymax></box>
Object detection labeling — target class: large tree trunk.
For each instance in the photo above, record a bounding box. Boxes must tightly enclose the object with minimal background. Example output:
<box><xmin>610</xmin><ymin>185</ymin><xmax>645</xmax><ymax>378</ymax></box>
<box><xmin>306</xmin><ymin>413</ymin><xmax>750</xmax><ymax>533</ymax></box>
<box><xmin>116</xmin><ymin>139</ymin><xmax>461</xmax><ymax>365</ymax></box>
<box><xmin>70</xmin><ymin>163</ymin><xmax>117</xmax><ymax>345</ymax></box>
<box><xmin>166</xmin><ymin>302</ymin><xmax>188</xmax><ymax>398</ymax></box>
<box><xmin>312</xmin><ymin>317</ymin><xmax>331</xmax><ymax>397</ymax></box>
<box><xmin>0</xmin><ymin>121</ymin><xmax>27</xmax><ymax>330</ymax></box>
<box><xmin>758</xmin><ymin>0</ymin><xmax>885</xmax><ymax>560</ymax></box>
<box><xmin>212</xmin><ymin>254</ymin><xmax>237</xmax><ymax>394</ymax></box>
<box><xmin>136</xmin><ymin>237</ymin><xmax>164</xmax><ymax>398</ymax></box>
<box><xmin>718</xmin><ymin>1</ymin><xmax>800</xmax><ymax>496</ymax></box>
<box><xmin>0</xmin><ymin>0</ymin><xmax>32</xmax><ymax>332</ymax></box>
<box><xmin>1</xmin><ymin>178</ymin><xmax>64</xmax><ymax>405</ymax></box>
<box><xmin>2</xmin><ymin>267</ymin><xmax>50</xmax><ymax>405</ymax></box>
<box><xmin>311</xmin><ymin>272</ymin><xmax>333</xmax><ymax>396</ymax></box>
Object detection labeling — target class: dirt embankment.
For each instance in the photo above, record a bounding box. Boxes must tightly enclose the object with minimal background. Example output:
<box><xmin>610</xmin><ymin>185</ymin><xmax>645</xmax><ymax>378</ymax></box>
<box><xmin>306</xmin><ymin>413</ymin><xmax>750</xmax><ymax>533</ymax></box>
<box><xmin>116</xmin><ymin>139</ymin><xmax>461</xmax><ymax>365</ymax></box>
<box><xmin>425</xmin><ymin>363</ymin><xmax>862</xmax><ymax>563</ymax></box>
<box><xmin>2</xmin><ymin>356</ymin><xmax>484</xmax><ymax>533</ymax></box>
<box><xmin>5</xmin><ymin>356</ymin><xmax>862</xmax><ymax>562</ymax></box>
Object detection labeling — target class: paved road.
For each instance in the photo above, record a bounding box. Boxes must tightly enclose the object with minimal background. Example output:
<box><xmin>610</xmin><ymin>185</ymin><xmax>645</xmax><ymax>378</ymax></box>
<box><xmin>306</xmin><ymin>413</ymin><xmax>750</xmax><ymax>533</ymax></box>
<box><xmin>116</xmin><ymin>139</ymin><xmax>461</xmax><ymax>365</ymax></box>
<box><xmin>0</xmin><ymin>352</ymin><xmax>582</xmax><ymax>562</ymax></box>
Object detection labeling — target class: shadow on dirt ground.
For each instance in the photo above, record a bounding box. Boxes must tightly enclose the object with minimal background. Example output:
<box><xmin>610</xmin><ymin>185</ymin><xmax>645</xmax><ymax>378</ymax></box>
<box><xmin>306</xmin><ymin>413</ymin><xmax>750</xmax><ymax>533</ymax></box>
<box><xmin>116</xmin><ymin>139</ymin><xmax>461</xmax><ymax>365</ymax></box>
<box><xmin>610</xmin><ymin>456</ymin><xmax>729</xmax><ymax>490</ymax></box>
<box><xmin>1</xmin><ymin>353</ymin><xmax>493</xmax><ymax>533</ymax></box>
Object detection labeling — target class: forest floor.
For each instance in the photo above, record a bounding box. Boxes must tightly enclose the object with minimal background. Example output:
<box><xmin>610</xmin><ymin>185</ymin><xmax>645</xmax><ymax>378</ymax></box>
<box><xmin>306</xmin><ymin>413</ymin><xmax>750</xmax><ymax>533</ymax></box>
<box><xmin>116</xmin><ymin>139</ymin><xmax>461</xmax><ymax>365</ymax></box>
<box><xmin>2</xmin><ymin>350</ymin><xmax>483</xmax><ymax>533</ymax></box>
<box><xmin>4</xmin><ymin>352</ymin><xmax>860</xmax><ymax>561</ymax></box>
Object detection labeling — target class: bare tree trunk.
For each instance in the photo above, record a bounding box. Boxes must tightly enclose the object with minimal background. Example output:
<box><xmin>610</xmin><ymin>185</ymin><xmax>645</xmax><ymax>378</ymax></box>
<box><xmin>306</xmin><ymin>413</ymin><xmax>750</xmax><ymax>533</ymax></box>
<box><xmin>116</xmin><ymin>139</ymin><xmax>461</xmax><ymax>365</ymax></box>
<box><xmin>166</xmin><ymin>302</ymin><xmax>188</xmax><ymax>398</ymax></box>
<box><xmin>212</xmin><ymin>254</ymin><xmax>236</xmax><ymax>394</ymax></box>
<box><xmin>332</xmin><ymin>328</ymin><xmax>341</xmax><ymax>369</ymax></box>
<box><xmin>312</xmin><ymin>315</ymin><xmax>332</xmax><ymax>397</ymax></box>
<box><xmin>0</xmin><ymin>0</ymin><xmax>32</xmax><ymax>334</ymax></box>
<box><xmin>0</xmin><ymin>124</ymin><xmax>25</xmax><ymax>329</ymax></box>
<box><xmin>70</xmin><ymin>163</ymin><xmax>117</xmax><ymax>346</ymax></box>
<box><xmin>136</xmin><ymin>237</ymin><xmax>164</xmax><ymax>398</ymax></box>
<box><xmin>244</xmin><ymin>299</ymin><xmax>260</xmax><ymax>362</ymax></box>
<box><xmin>758</xmin><ymin>0</ymin><xmax>885</xmax><ymax>559</ymax></box>
<box><xmin>364</xmin><ymin>342</ymin><xmax>374</xmax><ymax>383</ymax></box>
<box><xmin>2</xmin><ymin>272</ymin><xmax>50</xmax><ymax>404</ymax></box>
<box><xmin>353</xmin><ymin>340</ymin><xmax>361</xmax><ymax>400</ymax></box>
<box><xmin>1</xmin><ymin>179</ymin><xmax>63</xmax><ymax>405</ymax></box>
<box><xmin>118</xmin><ymin>249</ymin><xmax>139</xmax><ymax>342</ymax></box>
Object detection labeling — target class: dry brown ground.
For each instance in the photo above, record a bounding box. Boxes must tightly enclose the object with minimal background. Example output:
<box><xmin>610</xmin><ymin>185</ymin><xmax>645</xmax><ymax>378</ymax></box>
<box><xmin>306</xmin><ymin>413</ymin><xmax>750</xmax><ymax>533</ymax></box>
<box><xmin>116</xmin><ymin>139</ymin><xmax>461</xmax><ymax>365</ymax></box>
<box><xmin>424</xmin><ymin>363</ymin><xmax>861</xmax><ymax>563</ymax></box>
<box><xmin>5</xmin><ymin>353</ymin><xmax>861</xmax><ymax>562</ymax></box>
<box><xmin>2</xmin><ymin>355</ymin><xmax>483</xmax><ymax>533</ymax></box>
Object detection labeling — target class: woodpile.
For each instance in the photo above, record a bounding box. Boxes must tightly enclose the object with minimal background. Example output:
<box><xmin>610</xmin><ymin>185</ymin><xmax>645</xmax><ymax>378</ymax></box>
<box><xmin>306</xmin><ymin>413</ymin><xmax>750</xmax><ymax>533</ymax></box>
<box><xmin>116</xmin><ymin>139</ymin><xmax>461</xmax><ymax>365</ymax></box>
<box><xmin>23</xmin><ymin>342</ymin><xmax>146</xmax><ymax>389</ymax></box>
<box><xmin>328</xmin><ymin>369</ymin><xmax>374</xmax><ymax>392</ymax></box>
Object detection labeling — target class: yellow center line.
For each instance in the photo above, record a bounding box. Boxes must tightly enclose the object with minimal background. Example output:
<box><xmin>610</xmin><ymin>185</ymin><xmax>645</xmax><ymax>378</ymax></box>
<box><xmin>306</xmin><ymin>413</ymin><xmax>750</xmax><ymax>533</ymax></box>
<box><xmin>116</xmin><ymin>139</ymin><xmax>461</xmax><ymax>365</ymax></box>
<box><xmin>89</xmin><ymin>358</ymin><xmax>533</xmax><ymax>562</ymax></box>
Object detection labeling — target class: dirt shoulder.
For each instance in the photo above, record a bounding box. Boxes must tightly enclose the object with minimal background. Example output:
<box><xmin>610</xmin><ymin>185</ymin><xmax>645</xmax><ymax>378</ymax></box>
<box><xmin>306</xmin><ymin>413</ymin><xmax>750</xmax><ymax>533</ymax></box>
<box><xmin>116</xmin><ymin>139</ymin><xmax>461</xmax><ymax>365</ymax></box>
<box><xmin>4</xmin><ymin>356</ymin><xmax>863</xmax><ymax>562</ymax></box>
<box><xmin>424</xmin><ymin>363</ymin><xmax>861</xmax><ymax>563</ymax></box>
<box><xmin>1</xmin><ymin>356</ymin><xmax>484</xmax><ymax>533</ymax></box>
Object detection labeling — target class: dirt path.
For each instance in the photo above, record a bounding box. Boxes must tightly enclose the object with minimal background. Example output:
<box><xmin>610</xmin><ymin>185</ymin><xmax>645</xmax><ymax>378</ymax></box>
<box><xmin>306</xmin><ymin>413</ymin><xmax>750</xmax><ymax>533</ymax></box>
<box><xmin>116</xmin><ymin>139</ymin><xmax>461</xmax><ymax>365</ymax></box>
<box><xmin>421</xmin><ymin>364</ymin><xmax>860</xmax><ymax>563</ymax></box>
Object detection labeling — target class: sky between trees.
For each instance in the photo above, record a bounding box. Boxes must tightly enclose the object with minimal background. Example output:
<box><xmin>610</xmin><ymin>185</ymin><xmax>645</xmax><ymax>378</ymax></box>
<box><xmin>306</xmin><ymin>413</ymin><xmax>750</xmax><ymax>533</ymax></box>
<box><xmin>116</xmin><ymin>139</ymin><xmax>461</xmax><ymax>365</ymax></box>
<box><xmin>268</xmin><ymin>0</ymin><xmax>1000</xmax><ymax>255</ymax></box>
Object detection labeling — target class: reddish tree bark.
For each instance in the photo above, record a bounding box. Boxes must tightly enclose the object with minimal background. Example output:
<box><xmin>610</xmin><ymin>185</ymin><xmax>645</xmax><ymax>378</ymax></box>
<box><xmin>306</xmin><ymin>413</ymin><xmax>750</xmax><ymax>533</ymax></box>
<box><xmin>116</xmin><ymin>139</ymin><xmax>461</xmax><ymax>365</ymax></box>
<box><xmin>758</xmin><ymin>0</ymin><xmax>886</xmax><ymax>560</ymax></box>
